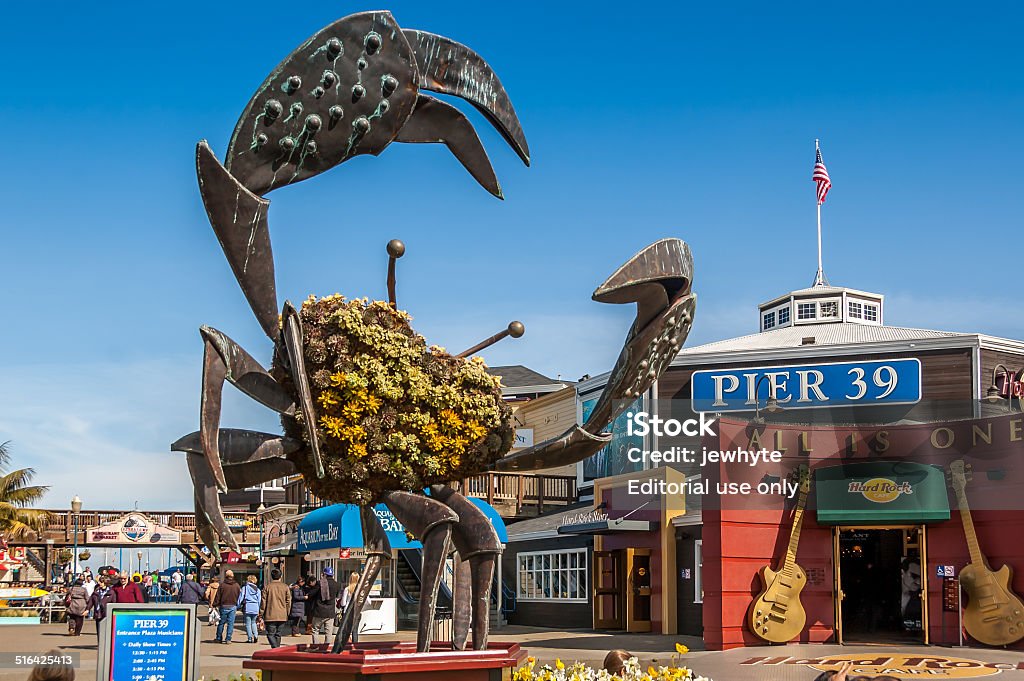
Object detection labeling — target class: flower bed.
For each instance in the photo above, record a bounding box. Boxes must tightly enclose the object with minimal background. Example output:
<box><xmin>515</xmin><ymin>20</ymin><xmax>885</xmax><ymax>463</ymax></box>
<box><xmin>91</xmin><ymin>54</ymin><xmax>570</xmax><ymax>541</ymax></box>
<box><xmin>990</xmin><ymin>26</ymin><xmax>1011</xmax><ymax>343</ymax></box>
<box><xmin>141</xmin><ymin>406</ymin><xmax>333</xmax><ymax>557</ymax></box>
<box><xmin>513</xmin><ymin>647</ymin><xmax>711</xmax><ymax>681</ymax></box>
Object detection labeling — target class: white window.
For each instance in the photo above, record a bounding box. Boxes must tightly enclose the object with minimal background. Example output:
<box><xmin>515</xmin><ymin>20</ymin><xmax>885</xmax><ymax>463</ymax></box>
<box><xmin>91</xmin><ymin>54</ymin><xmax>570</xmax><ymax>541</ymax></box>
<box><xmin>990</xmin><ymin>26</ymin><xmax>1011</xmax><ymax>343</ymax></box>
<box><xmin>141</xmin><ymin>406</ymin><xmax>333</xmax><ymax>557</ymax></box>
<box><xmin>517</xmin><ymin>549</ymin><xmax>588</xmax><ymax>602</ymax></box>
<box><xmin>864</xmin><ymin>304</ymin><xmax>879</xmax><ymax>322</ymax></box>
<box><xmin>763</xmin><ymin>311</ymin><xmax>776</xmax><ymax>330</ymax></box>
<box><xmin>778</xmin><ymin>307</ymin><xmax>790</xmax><ymax>325</ymax></box>
<box><xmin>797</xmin><ymin>302</ymin><xmax>816</xmax><ymax>320</ymax></box>
<box><xmin>820</xmin><ymin>301</ymin><xmax>838</xmax><ymax>318</ymax></box>
<box><xmin>849</xmin><ymin>301</ymin><xmax>863</xmax><ymax>319</ymax></box>
<box><xmin>694</xmin><ymin>540</ymin><xmax>703</xmax><ymax>604</ymax></box>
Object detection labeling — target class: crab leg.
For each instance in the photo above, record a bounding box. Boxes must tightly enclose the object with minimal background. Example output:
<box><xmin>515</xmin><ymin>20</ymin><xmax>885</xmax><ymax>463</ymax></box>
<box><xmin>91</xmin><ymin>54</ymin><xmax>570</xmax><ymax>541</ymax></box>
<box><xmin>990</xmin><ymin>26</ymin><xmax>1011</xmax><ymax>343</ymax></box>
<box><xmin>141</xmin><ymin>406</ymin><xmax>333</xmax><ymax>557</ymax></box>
<box><xmin>199</xmin><ymin>326</ymin><xmax>295</xmax><ymax>492</ymax></box>
<box><xmin>282</xmin><ymin>302</ymin><xmax>325</xmax><ymax>479</ymax></box>
<box><xmin>331</xmin><ymin>506</ymin><xmax>392</xmax><ymax>652</ymax></box>
<box><xmin>497</xmin><ymin>239</ymin><xmax>696</xmax><ymax>472</ymax></box>
<box><xmin>383</xmin><ymin>491</ymin><xmax>458</xmax><ymax>652</ymax></box>
<box><xmin>403</xmin><ymin>30</ymin><xmax>530</xmax><ymax>166</ymax></box>
<box><xmin>396</xmin><ymin>94</ymin><xmax>503</xmax><ymax>198</ymax></box>
<box><xmin>431</xmin><ymin>485</ymin><xmax>502</xmax><ymax>650</ymax></box>
<box><xmin>196</xmin><ymin>141</ymin><xmax>280</xmax><ymax>339</ymax></box>
<box><xmin>173</xmin><ymin>429</ymin><xmax>300</xmax><ymax>558</ymax></box>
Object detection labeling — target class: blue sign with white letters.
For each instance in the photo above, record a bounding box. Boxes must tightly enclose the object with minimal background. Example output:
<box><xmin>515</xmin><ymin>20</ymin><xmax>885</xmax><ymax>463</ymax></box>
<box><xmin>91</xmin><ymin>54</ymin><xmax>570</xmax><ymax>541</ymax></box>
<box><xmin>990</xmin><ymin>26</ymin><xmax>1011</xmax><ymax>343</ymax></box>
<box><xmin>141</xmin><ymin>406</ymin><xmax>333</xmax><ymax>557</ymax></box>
<box><xmin>691</xmin><ymin>358</ymin><xmax>922</xmax><ymax>413</ymax></box>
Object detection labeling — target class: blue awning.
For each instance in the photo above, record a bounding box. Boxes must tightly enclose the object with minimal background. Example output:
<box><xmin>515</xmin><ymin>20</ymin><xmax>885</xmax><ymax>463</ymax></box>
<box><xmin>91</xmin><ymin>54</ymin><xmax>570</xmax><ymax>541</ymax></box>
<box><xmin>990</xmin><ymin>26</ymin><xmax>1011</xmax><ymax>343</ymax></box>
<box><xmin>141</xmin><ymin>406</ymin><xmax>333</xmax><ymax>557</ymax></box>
<box><xmin>297</xmin><ymin>499</ymin><xmax>507</xmax><ymax>553</ymax></box>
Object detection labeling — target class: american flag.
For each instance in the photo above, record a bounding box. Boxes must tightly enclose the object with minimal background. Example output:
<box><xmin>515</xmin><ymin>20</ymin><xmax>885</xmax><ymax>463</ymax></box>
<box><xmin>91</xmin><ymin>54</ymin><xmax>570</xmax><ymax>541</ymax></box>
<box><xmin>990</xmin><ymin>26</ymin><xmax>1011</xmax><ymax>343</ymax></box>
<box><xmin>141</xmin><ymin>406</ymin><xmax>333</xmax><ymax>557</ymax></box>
<box><xmin>813</xmin><ymin>147</ymin><xmax>831</xmax><ymax>205</ymax></box>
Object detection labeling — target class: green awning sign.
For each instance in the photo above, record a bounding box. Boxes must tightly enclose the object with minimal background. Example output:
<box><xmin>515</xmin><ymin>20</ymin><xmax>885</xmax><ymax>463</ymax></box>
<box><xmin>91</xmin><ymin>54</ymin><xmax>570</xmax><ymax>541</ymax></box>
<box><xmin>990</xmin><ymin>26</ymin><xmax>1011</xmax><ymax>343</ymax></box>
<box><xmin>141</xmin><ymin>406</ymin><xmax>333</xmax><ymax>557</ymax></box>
<box><xmin>815</xmin><ymin>461</ymin><xmax>950</xmax><ymax>524</ymax></box>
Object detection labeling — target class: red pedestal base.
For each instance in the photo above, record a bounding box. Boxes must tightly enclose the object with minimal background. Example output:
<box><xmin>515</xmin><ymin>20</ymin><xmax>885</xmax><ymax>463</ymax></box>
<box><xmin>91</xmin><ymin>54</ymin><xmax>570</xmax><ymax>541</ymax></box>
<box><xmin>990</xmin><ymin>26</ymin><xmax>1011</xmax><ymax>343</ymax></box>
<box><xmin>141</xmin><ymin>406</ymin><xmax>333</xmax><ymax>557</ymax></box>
<box><xmin>243</xmin><ymin>641</ymin><xmax>527</xmax><ymax>681</ymax></box>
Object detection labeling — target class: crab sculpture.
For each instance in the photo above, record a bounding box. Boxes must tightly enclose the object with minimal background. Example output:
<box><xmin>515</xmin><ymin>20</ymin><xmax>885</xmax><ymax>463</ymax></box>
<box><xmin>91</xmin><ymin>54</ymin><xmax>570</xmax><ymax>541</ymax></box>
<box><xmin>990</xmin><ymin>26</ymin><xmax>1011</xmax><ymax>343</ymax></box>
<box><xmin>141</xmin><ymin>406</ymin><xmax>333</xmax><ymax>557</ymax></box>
<box><xmin>170</xmin><ymin>11</ymin><xmax>696</xmax><ymax>654</ymax></box>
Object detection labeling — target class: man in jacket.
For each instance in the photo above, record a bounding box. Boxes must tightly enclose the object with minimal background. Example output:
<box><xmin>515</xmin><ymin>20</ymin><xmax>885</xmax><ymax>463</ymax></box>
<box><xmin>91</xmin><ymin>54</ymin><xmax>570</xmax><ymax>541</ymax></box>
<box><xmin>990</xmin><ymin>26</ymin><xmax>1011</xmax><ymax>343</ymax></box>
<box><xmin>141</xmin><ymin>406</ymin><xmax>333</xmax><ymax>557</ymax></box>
<box><xmin>177</xmin><ymin>574</ymin><xmax>205</xmax><ymax>605</ymax></box>
<box><xmin>112</xmin><ymin>572</ymin><xmax>144</xmax><ymax>603</ymax></box>
<box><xmin>310</xmin><ymin>566</ymin><xmax>341</xmax><ymax>645</ymax></box>
<box><xmin>213</xmin><ymin>570</ymin><xmax>241</xmax><ymax>644</ymax></box>
<box><xmin>259</xmin><ymin>569</ymin><xmax>292</xmax><ymax>648</ymax></box>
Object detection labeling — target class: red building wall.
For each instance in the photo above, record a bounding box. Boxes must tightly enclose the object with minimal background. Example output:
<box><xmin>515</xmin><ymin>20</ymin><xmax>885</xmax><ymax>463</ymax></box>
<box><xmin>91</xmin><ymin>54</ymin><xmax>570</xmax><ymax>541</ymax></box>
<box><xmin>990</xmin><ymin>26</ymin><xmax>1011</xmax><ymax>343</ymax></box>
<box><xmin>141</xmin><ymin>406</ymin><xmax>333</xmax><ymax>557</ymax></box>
<box><xmin>703</xmin><ymin>414</ymin><xmax>1024</xmax><ymax>650</ymax></box>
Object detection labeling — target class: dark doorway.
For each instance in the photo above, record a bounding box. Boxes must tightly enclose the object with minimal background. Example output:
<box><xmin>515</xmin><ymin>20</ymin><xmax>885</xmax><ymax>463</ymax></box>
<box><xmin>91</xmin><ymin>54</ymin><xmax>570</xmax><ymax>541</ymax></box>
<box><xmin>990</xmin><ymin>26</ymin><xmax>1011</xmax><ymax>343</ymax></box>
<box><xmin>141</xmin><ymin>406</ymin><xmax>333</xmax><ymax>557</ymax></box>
<box><xmin>838</xmin><ymin>528</ymin><xmax>924</xmax><ymax>643</ymax></box>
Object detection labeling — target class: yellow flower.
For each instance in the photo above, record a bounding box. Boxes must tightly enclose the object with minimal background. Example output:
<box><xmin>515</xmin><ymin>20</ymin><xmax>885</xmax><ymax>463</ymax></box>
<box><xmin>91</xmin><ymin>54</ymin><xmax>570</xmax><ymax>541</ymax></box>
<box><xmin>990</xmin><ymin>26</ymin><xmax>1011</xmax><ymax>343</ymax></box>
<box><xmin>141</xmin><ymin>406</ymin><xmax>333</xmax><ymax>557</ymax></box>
<box><xmin>648</xmin><ymin>667</ymin><xmax>657</xmax><ymax>676</ymax></box>
<box><xmin>329</xmin><ymin>371</ymin><xmax>347</xmax><ymax>387</ymax></box>
<box><xmin>319</xmin><ymin>415</ymin><xmax>344</xmax><ymax>439</ymax></box>
<box><xmin>674</xmin><ymin>643</ymin><xmax>689</xmax><ymax>655</ymax></box>
<box><xmin>555</xmin><ymin>659</ymin><xmax>565</xmax><ymax>671</ymax></box>
<box><xmin>317</xmin><ymin>390</ymin><xmax>340</xmax><ymax>409</ymax></box>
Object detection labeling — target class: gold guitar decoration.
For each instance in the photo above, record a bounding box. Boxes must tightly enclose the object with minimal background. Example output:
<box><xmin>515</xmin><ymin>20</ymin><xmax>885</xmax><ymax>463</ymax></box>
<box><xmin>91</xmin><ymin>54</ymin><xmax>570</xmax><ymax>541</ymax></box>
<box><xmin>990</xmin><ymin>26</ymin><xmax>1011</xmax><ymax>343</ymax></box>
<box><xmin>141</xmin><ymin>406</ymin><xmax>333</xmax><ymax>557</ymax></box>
<box><xmin>948</xmin><ymin>459</ymin><xmax>1024</xmax><ymax>646</ymax></box>
<box><xmin>748</xmin><ymin>464</ymin><xmax>811</xmax><ymax>643</ymax></box>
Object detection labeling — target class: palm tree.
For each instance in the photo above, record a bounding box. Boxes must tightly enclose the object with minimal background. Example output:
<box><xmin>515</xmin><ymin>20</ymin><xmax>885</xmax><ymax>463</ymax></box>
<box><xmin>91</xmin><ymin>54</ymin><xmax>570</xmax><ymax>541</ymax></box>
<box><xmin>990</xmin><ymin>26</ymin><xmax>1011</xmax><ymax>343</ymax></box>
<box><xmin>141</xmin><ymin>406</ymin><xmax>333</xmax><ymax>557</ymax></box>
<box><xmin>0</xmin><ymin>441</ymin><xmax>52</xmax><ymax>541</ymax></box>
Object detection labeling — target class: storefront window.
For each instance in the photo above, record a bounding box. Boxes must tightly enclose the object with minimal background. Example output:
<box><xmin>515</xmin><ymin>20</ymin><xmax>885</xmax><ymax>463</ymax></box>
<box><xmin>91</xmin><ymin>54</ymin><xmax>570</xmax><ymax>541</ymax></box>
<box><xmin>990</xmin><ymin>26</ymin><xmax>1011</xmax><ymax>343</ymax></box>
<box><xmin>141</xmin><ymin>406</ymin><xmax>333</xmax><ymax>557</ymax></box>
<box><xmin>517</xmin><ymin>549</ymin><xmax>588</xmax><ymax>602</ymax></box>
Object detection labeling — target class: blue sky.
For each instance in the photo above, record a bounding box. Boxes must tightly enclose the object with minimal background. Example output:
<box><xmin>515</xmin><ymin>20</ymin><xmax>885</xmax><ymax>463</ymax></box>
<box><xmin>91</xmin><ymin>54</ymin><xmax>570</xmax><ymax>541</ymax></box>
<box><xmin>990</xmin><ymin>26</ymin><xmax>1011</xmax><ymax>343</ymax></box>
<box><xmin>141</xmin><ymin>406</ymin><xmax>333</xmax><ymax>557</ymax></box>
<box><xmin>1</xmin><ymin>1</ymin><xmax>1022</xmax><ymax>511</ymax></box>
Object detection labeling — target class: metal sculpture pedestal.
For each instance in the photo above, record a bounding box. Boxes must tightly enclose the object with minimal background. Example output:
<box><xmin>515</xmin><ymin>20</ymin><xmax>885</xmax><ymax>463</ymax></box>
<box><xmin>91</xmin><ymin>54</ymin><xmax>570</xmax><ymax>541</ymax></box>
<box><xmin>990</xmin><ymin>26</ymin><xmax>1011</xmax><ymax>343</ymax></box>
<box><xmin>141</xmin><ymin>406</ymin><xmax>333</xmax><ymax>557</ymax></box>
<box><xmin>243</xmin><ymin>641</ymin><xmax>527</xmax><ymax>681</ymax></box>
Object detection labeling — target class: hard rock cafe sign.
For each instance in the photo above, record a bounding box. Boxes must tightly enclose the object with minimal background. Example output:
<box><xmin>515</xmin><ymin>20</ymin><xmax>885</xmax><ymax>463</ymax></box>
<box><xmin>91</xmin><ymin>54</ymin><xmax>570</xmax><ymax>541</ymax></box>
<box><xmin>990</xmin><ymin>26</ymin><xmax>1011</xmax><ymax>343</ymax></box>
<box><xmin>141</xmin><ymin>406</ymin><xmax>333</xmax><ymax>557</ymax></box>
<box><xmin>741</xmin><ymin>653</ymin><xmax>1024</xmax><ymax>678</ymax></box>
<box><xmin>85</xmin><ymin>513</ymin><xmax>181</xmax><ymax>545</ymax></box>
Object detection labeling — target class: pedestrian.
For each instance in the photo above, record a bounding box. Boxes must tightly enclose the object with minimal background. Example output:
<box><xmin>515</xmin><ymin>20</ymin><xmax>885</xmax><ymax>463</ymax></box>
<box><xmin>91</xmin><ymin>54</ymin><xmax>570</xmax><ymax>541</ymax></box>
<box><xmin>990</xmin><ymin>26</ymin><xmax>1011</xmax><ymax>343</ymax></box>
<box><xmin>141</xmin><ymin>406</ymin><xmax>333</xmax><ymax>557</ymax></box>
<box><xmin>259</xmin><ymin>569</ymin><xmax>292</xmax><ymax>648</ymax></box>
<box><xmin>288</xmin><ymin>577</ymin><xmax>306</xmax><ymax>636</ymax></box>
<box><xmin>213</xmin><ymin>570</ymin><xmax>241</xmax><ymax>644</ymax></box>
<box><xmin>81</xmin><ymin>574</ymin><xmax>96</xmax><ymax>615</ymax></box>
<box><xmin>132</xmin><ymin>574</ymin><xmax>149</xmax><ymax>603</ymax></box>
<box><xmin>205</xmin><ymin>576</ymin><xmax>221</xmax><ymax>627</ymax></box>
<box><xmin>64</xmin><ymin>579</ymin><xmax>89</xmax><ymax>636</ymax></box>
<box><xmin>112</xmin><ymin>572</ymin><xmax>143</xmax><ymax>603</ymax></box>
<box><xmin>309</xmin><ymin>566</ymin><xmax>340</xmax><ymax>646</ymax></box>
<box><xmin>177</xmin><ymin>574</ymin><xmax>205</xmax><ymax>605</ymax></box>
<box><xmin>238</xmin><ymin>574</ymin><xmax>262</xmax><ymax>643</ymax></box>
<box><xmin>27</xmin><ymin>649</ymin><xmax>75</xmax><ymax>681</ymax></box>
<box><xmin>171</xmin><ymin>569</ymin><xmax>183</xmax><ymax>592</ymax></box>
<box><xmin>339</xmin><ymin>572</ymin><xmax>361</xmax><ymax>642</ymax></box>
<box><xmin>603</xmin><ymin>650</ymin><xmax>634</xmax><ymax>676</ymax></box>
<box><xmin>302</xmin><ymin>573</ymin><xmax>318</xmax><ymax>635</ymax></box>
<box><xmin>87</xmin><ymin>576</ymin><xmax>116</xmax><ymax>638</ymax></box>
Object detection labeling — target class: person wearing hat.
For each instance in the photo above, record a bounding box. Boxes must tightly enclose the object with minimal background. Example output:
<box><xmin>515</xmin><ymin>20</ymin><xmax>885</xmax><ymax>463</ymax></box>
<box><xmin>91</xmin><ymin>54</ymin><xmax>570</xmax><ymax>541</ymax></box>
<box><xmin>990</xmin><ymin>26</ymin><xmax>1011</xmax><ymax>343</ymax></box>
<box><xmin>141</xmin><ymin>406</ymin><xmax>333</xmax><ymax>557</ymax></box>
<box><xmin>309</xmin><ymin>566</ymin><xmax>341</xmax><ymax>645</ymax></box>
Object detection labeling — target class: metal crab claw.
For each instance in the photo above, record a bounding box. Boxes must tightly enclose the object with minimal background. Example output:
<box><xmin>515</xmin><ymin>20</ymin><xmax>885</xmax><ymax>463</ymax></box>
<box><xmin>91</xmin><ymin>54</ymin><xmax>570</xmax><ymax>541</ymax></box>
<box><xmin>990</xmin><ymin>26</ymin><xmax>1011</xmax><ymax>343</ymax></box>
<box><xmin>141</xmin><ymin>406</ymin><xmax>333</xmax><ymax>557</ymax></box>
<box><xmin>497</xmin><ymin>239</ymin><xmax>696</xmax><ymax>472</ymax></box>
<box><xmin>222</xmin><ymin>11</ymin><xmax>528</xmax><ymax>197</ymax></box>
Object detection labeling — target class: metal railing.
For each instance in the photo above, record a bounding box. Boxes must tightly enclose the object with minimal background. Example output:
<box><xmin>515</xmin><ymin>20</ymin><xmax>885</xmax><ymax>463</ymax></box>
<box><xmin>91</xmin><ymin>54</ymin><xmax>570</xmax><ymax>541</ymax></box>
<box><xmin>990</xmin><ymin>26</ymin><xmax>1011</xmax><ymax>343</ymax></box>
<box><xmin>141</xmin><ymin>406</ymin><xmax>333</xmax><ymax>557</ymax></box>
<box><xmin>286</xmin><ymin>472</ymin><xmax>577</xmax><ymax>517</ymax></box>
<box><xmin>32</xmin><ymin>510</ymin><xmax>261</xmax><ymax>542</ymax></box>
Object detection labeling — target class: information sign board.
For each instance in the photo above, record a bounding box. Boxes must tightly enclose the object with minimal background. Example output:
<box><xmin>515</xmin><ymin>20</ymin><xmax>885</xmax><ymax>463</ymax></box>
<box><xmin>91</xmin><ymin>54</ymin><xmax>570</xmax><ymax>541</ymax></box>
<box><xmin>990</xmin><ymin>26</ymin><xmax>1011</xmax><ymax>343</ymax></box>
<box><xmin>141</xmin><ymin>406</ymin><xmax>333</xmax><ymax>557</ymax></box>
<box><xmin>97</xmin><ymin>603</ymin><xmax>199</xmax><ymax>681</ymax></box>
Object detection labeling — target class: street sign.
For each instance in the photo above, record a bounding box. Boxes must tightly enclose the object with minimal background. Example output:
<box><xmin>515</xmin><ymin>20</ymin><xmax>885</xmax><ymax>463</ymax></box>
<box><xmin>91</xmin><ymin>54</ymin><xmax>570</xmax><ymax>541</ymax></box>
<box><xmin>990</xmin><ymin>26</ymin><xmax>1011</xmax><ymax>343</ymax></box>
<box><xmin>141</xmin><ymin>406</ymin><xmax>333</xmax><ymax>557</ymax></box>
<box><xmin>97</xmin><ymin>603</ymin><xmax>200</xmax><ymax>681</ymax></box>
<box><xmin>691</xmin><ymin>358</ymin><xmax>922</xmax><ymax>413</ymax></box>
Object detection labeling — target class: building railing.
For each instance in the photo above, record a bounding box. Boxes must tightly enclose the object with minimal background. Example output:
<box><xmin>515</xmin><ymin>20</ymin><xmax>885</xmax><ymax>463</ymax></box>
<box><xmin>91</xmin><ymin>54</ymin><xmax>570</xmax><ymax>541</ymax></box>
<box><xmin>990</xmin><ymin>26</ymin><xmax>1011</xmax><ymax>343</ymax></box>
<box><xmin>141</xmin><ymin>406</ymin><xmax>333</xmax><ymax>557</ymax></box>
<box><xmin>31</xmin><ymin>510</ymin><xmax>261</xmax><ymax>543</ymax></box>
<box><xmin>285</xmin><ymin>472</ymin><xmax>577</xmax><ymax>517</ymax></box>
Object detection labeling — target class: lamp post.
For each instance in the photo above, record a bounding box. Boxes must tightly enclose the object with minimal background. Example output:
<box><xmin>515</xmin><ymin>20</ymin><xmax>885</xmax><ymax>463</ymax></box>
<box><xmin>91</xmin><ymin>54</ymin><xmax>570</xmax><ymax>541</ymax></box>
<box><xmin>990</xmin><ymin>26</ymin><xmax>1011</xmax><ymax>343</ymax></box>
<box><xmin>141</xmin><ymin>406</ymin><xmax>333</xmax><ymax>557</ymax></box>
<box><xmin>256</xmin><ymin>504</ymin><xmax>266</xmax><ymax>585</ymax></box>
<box><xmin>752</xmin><ymin>375</ymin><xmax>783</xmax><ymax>425</ymax></box>
<box><xmin>984</xmin><ymin>363</ymin><xmax>1022</xmax><ymax>412</ymax></box>
<box><xmin>137</xmin><ymin>551</ymin><xmax>143</xmax><ymax>576</ymax></box>
<box><xmin>70</xmin><ymin>496</ymin><xmax>82</xmax><ymax>579</ymax></box>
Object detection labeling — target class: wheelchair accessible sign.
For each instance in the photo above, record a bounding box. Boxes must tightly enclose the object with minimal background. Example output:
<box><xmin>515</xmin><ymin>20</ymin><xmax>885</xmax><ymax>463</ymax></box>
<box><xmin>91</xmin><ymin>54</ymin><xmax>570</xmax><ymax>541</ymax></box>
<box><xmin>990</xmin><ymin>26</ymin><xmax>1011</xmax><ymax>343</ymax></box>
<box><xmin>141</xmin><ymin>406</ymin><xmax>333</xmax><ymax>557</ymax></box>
<box><xmin>692</xmin><ymin>358</ymin><xmax>921</xmax><ymax>413</ymax></box>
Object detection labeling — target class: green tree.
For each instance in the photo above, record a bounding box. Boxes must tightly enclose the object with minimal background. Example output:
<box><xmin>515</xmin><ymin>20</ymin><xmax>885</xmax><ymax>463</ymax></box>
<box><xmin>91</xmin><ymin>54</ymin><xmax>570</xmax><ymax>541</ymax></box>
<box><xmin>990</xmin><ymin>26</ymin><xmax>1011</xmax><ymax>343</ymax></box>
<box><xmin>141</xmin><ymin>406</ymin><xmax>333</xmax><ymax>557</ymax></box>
<box><xmin>0</xmin><ymin>441</ymin><xmax>52</xmax><ymax>541</ymax></box>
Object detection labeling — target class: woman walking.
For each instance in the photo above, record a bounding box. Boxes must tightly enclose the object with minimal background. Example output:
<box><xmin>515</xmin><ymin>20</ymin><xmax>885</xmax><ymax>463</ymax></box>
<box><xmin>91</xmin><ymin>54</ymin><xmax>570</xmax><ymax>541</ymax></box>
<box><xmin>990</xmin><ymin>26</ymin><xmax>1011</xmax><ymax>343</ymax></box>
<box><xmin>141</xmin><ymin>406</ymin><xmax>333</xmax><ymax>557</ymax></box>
<box><xmin>87</xmin><ymin>576</ymin><xmax>116</xmax><ymax>638</ymax></box>
<box><xmin>64</xmin><ymin>579</ymin><xmax>89</xmax><ymax>636</ymax></box>
<box><xmin>288</xmin><ymin>576</ymin><xmax>306</xmax><ymax>636</ymax></box>
<box><xmin>340</xmin><ymin>572</ymin><xmax>361</xmax><ymax>643</ymax></box>
<box><xmin>204</xmin><ymin>576</ymin><xmax>220</xmax><ymax>627</ymax></box>
<box><xmin>237</xmin><ymin>575</ymin><xmax>262</xmax><ymax>643</ymax></box>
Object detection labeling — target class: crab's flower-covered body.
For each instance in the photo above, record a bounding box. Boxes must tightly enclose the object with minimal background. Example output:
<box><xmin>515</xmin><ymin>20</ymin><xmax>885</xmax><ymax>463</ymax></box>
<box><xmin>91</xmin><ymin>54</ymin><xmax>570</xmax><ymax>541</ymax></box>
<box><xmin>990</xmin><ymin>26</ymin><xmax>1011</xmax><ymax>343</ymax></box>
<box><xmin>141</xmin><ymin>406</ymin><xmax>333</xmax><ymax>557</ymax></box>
<box><xmin>277</xmin><ymin>296</ymin><xmax>513</xmax><ymax>504</ymax></box>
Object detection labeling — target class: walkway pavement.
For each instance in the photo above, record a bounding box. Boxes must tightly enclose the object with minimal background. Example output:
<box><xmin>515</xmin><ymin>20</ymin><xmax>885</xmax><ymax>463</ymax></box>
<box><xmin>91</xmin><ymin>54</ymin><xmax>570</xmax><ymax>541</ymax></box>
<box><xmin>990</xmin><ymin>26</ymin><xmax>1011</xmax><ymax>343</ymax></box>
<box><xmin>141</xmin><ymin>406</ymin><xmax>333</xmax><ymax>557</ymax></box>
<box><xmin>2</xmin><ymin>621</ymin><xmax>1024</xmax><ymax>680</ymax></box>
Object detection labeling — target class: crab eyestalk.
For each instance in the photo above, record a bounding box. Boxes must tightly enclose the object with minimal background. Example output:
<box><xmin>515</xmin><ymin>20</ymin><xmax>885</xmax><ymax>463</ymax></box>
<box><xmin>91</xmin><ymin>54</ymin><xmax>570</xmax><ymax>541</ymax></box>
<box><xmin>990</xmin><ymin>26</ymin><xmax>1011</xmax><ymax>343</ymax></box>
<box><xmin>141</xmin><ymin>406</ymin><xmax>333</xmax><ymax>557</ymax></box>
<box><xmin>386</xmin><ymin>239</ymin><xmax>405</xmax><ymax>308</ymax></box>
<box><xmin>457</xmin><ymin>320</ymin><xmax>525</xmax><ymax>358</ymax></box>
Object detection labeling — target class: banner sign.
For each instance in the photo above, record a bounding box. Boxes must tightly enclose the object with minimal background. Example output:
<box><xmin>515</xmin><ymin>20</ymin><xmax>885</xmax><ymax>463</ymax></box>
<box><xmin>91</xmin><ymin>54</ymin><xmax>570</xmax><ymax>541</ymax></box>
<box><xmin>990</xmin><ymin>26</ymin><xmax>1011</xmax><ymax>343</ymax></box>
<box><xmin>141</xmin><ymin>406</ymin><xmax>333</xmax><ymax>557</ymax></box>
<box><xmin>86</xmin><ymin>514</ymin><xmax>181</xmax><ymax>545</ymax></box>
<box><xmin>97</xmin><ymin>603</ymin><xmax>199</xmax><ymax>681</ymax></box>
<box><xmin>691</xmin><ymin>358</ymin><xmax>922</xmax><ymax>413</ymax></box>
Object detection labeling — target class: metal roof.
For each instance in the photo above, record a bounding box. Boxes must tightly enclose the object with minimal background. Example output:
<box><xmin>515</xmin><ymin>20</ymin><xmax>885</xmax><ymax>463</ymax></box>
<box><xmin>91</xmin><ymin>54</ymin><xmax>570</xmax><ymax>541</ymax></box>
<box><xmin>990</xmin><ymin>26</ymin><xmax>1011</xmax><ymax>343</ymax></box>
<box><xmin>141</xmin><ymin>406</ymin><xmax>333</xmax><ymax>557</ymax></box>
<box><xmin>677</xmin><ymin>323</ymin><xmax>968</xmax><ymax>356</ymax></box>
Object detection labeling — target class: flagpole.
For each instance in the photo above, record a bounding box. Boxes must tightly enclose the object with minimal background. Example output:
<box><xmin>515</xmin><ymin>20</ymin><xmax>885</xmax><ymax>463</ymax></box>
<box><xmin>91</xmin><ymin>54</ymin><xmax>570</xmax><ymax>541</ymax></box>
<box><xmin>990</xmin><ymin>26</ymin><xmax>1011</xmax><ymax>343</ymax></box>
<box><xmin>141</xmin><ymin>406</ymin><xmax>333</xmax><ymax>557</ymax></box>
<box><xmin>814</xmin><ymin>139</ymin><xmax>824</xmax><ymax>287</ymax></box>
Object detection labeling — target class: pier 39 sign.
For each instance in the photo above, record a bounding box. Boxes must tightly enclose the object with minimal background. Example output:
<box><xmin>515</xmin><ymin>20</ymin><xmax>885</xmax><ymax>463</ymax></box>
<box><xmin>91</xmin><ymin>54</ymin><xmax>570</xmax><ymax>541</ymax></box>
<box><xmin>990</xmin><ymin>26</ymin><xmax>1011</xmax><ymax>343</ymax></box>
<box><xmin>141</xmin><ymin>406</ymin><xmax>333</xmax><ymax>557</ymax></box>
<box><xmin>691</xmin><ymin>359</ymin><xmax>921</xmax><ymax>413</ymax></box>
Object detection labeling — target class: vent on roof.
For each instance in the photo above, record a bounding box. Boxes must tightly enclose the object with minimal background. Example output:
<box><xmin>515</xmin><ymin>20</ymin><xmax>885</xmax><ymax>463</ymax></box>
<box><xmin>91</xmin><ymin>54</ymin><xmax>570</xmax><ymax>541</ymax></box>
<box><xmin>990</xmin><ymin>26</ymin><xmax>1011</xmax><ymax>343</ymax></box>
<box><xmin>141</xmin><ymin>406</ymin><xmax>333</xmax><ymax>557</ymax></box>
<box><xmin>801</xmin><ymin>336</ymin><xmax>816</xmax><ymax>345</ymax></box>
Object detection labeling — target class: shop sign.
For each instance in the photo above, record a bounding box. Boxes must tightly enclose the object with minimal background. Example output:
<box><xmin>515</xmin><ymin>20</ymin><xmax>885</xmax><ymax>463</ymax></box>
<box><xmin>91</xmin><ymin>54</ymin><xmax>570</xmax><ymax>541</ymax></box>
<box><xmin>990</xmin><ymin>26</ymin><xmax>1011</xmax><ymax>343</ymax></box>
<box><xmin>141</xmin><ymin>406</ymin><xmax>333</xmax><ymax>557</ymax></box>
<box><xmin>691</xmin><ymin>358</ymin><xmax>921</xmax><ymax>413</ymax></box>
<box><xmin>848</xmin><ymin>478</ymin><xmax>914</xmax><ymax>503</ymax></box>
<box><xmin>86</xmin><ymin>513</ymin><xmax>181</xmax><ymax>545</ymax></box>
<box><xmin>996</xmin><ymin>370</ymin><xmax>1024</xmax><ymax>399</ymax></box>
<box><xmin>514</xmin><ymin>428</ymin><xmax>534</xmax><ymax>448</ymax></box>
<box><xmin>740</xmin><ymin>654</ymin><xmax>1024</xmax><ymax>678</ymax></box>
